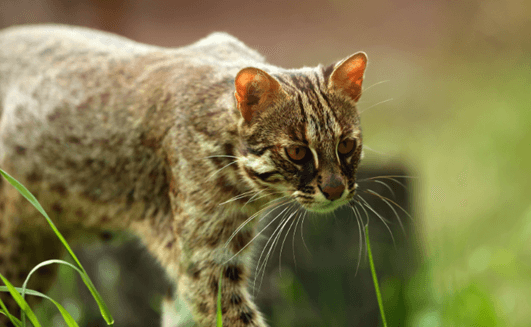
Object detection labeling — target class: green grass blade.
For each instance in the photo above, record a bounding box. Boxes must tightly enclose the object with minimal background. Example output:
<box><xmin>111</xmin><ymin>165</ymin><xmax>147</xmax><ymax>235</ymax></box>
<box><xmin>21</xmin><ymin>260</ymin><xmax>83</xmax><ymax>298</ymax></box>
<box><xmin>365</xmin><ymin>225</ymin><xmax>388</xmax><ymax>327</ymax></box>
<box><xmin>0</xmin><ymin>168</ymin><xmax>114</xmax><ymax>325</ymax></box>
<box><xmin>0</xmin><ymin>273</ymin><xmax>41</xmax><ymax>327</ymax></box>
<box><xmin>20</xmin><ymin>259</ymin><xmax>83</xmax><ymax>325</ymax></box>
<box><xmin>0</xmin><ymin>298</ymin><xmax>23</xmax><ymax>327</ymax></box>
<box><xmin>0</xmin><ymin>286</ymin><xmax>79</xmax><ymax>327</ymax></box>
<box><xmin>217</xmin><ymin>271</ymin><xmax>223</xmax><ymax>327</ymax></box>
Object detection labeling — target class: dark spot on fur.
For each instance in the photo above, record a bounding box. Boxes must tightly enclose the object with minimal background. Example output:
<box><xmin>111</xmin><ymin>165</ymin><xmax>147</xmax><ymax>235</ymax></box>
<box><xmin>215</xmin><ymin>176</ymin><xmax>240</xmax><ymax>202</ymax></box>
<box><xmin>100</xmin><ymin>215</ymin><xmax>110</xmax><ymax>223</ymax></box>
<box><xmin>126</xmin><ymin>189</ymin><xmax>135</xmax><ymax>209</ymax></box>
<box><xmin>210</xmin><ymin>276</ymin><xmax>219</xmax><ymax>295</ymax></box>
<box><xmin>187</xmin><ymin>263</ymin><xmax>201</xmax><ymax>280</ymax></box>
<box><xmin>100</xmin><ymin>92</ymin><xmax>110</xmax><ymax>105</ymax></box>
<box><xmin>47</xmin><ymin>111</ymin><xmax>61</xmax><ymax>122</ymax></box>
<box><xmin>100</xmin><ymin>231</ymin><xmax>113</xmax><ymax>242</ymax></box>
<box><xmin>230</xmin><ymin>229</ymin><xmax>253</xmax><ymax>253</ymax></box>
<box><xmin>230</xmin><ymin>293</ymin><xmax>242</xmax><ymax>305</ymax></box>
<box><xmin>240</xmin><ymin>306</ymin><xmax>254</xmax><ymax>324</ymax></box>
<box><xmin>205</xmin><ymin>232</ymin><xmax>221</xmax><ymax>248</ymax></box>
<box><xmin>140</xmin><ymin>131</ymin><xmax>159</xmax><ymax>148</ymax></box>
<box><xmin>0</xmin><ymin>257</ymin><xmax>4</xmax><ymax>265</ymax></box>
<box><xmin>65</xmin><ymin>159</ymin><xmax>77</xmax><ymax>169</ymax></box>
<box><xmin>15</xmin><ymin>145</ymin><xmax>26</xmax><ymax>155</ymax></box>
<box><xmin>51</xmin><ymin>202</ymin><xmax>63</xmax><ymax>214</ymax></box>
<box><xmin>225</xmin><ymin>264</ymin><xmax>243</xmax><ymax>282</ymax></box>
<box><xmin>77</xmin><ymin>96</ymin><xmax>93</xmax><ymax>112</ymax></box>
<box><xmin>0</xmin><ymin>236</ymin><xmax>6</xmax><ymax>244</ymax></box>
<box><xmin>198</xmin><ymin>302</ymin><xmax>208</xmax><ymax>314</ymax></box>
<box><xmin>169</xmin><ymin>178</ymin><xmax>179</xmax><ymax>197</ymax></box>
<box><xmin>75</xmin><ymin>209</ymin><xmax>85</xmax><ymax>218</ymax></box>
<box><xmin>39</xmin><ymin>47</ymin><xmax>53</xmax><ymax>56</ymax></box>
<box><xmin>50</xmin><ymin>183</ymin><xmax>68</xmax><ymax>196</ymax></box>
<box><xmin>165</xmin><ymin>240</ymin><xmax>175</xmax><ymax>249</ymax></box>
<box><xmin>66</xmin><ymin>136</ymin><xmax>81</xmax><ymax>144</ymax></box>
<box><xmin>26</xmin><ymin>171</ymin><xmax>43</xmax><ymax>183</ymax></box>
<box><xmin>223</xmin><ymin>143</ymin><xmax>235</xmax><ymax>158</ymax></box>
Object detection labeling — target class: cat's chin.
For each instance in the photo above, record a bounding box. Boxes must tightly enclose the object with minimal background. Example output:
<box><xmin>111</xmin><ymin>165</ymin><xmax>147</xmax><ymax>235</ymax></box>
<box><xmin>303</xmin><ymin>200</ymin><xmax>347</xmax><ymax>214</ymax></box>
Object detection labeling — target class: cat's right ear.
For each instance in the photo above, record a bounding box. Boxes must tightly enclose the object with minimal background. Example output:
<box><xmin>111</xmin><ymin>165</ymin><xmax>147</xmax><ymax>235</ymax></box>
<box><xmin>234</xmin><ymin>67</ymin><xmax>283</xmax><ymax>123</ymax></box>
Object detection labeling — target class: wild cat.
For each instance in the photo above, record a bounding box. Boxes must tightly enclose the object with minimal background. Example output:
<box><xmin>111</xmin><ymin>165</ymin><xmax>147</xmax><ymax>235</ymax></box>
<box><xmin>0</xmin><ymin>24</ymin><xmax>368</xmax><ymax>326</ymax></box>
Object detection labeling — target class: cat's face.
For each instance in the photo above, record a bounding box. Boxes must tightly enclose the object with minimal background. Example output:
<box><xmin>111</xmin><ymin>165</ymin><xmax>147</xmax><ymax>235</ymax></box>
<box><xmin>235</xmin><ymin>53</ymin><xmax>366</xmax><ymax>213</ymax></box>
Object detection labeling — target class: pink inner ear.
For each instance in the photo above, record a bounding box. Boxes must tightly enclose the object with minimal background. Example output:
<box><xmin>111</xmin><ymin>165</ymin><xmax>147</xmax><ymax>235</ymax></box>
<box><xmin>234</xmin><ymin>67</ymin><xmax>282</xmax><ymax>123</ymax></box>
<box><xmin>330</xmin><ymin>53</ymin><xmax>367</xmax><ymax>102</ymax></box>
<box><xmin>345</xmin><ymin>57</ymin><xmax>366</xmax><ymax>87</ymax></box>
<box><xmin>235</xmin><ymin>69</ymin><xmax>258</xmax><ymax>102</ymax></box>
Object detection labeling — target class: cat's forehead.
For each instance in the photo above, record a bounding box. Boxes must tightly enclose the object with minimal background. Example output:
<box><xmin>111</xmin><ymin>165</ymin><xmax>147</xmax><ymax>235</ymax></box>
<box><xmin>276</xmin><ymin>70</ymin><xmax>360</xmax><ymax>145</ymax></box>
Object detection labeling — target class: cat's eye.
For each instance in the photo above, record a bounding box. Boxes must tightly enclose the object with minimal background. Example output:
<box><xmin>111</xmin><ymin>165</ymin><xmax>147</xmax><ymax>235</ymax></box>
<box><xmin>338</xmin><ymin>139</ymin><xmax>356</xmax><ymax>156</ymax></box>
<box><xmin>286</xmin><ymin>146</ymin><xmax>311</xmax><ymax>163</ymax></box>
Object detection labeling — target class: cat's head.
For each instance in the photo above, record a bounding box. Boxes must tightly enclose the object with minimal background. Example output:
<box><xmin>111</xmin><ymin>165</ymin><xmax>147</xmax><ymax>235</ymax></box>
<box><xmin>235</xmin><ymin>53</ymin><xmax>367</xmax><ymax>213</ymax></box>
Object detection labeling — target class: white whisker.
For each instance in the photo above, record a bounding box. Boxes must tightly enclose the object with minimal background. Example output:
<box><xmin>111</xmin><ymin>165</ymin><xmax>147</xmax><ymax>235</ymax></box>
<box><xmin>253</xmin><ymin>204</ymin><xmax>295</xmax><ymax>293</ymax></box>
<box><xmin>359</xmin><ymin>98</ymin><xmax>393</xmax><ymax>114</ymax></box>
<box><xmin>224</xmin><ymin>201</ymin><xmax>292</xmax><ymax>265</ymax></box>
<box><xmin>206</xmin><ymin>160</ymin><xmax>239</xmax><ymax>181</ymax></box>
<box><xmin>279</xmin><ymin>208</ymin><xmax>300</xmax><ymax>277</ymax></box>
<box><xmin>358</xmin><ymin>196</ymin><xmax>396</xmax><ymax>248</ymax></box>
<box><xmin>362</xmin><ymin>79</ymin><xmax>391</xmax><ymax>93</ymax></box>
<box><xmin>224</xmin><ymin>196</ymin><xmax>290</xmax><ymax>248</ymax></box>
<box><xmin>300</xmin><ymin>210</ymin><xmax>311</xmax><ymax>255</ymax></box>
<box><xmin>364</xmin><ymin>189</ymin><xmax>405</xmax><ymax>236</ymax></box>
<box><xmin>292</xmin><ymin>211</ymin><xmax>304</xmax><ymax>270</ymax></box>
<box><xmin>218</xmin><ymin>190</ymin><xmax>256</xmax><ymax>206</ymax></box>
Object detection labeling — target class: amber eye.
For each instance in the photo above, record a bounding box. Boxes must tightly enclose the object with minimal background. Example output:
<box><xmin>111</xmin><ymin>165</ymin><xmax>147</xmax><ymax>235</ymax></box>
<box><xmin>286</xmin><ymin>146</ymin><xmax>309</xmax><ymax>163</ymax></box>
<box><xmin>338</xmin><ymin>139</ymin><xmax>356</xmax><ymax>156</ymax></box>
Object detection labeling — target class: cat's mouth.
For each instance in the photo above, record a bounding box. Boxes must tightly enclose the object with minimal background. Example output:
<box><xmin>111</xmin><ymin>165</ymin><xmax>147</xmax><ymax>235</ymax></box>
<box><xmin>302</xmin><ymin>198</ymin><xmax>349</xmax><ymax>214</ymax></box>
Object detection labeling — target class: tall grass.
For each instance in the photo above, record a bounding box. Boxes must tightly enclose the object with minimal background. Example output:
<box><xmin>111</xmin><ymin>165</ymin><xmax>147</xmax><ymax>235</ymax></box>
<box><xmin>0</xmin><ymin>168</ymin><xmax>114</xmax><ymax>327</ymax></box>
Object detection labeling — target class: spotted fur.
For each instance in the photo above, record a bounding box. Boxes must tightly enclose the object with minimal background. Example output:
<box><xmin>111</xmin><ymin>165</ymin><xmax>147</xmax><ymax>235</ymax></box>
<box><xmin>0</xmin><ymin>24</ymin><xmax>367</xmax><ymax>326</ymax></box>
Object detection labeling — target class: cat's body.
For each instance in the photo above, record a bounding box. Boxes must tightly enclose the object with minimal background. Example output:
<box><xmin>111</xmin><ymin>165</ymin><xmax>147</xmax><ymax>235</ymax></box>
<box><xmin>0</xmin><ymin>24</ymin><xmax>367</xmax><ymax>326</ymax></box>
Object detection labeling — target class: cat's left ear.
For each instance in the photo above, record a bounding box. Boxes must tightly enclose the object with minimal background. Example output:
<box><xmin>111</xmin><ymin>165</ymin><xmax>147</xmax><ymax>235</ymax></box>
<box><xmin>234</xmin><ymin>67</ymin><xmax>283</xmax><ymax>123</ymax></box>
<box><xmin>328</xmin><ymin>52</ymin><xmax>367</xmax><ymax>102</ymax></box>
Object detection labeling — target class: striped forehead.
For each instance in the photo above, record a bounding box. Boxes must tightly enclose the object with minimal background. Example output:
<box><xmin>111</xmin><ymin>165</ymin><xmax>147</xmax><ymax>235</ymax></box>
<box><xmin>280</xmin><ymin>70</ymin><xmax>343</xmax><ymax>145</ymax></box>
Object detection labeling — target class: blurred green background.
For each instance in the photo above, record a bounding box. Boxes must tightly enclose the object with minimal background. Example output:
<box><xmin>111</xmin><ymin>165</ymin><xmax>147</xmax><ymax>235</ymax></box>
<box><xmin>1</xmin><ymin>0</ymin><xmax>530</xmax><ymax>326</ymax></box>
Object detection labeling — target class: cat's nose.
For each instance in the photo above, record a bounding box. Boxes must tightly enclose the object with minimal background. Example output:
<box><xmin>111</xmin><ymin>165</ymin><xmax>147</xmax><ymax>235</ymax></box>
<box><xmin>320</xmin><ymin>173</ymin><xmax>345</xmax><ymax>201</ymax></box>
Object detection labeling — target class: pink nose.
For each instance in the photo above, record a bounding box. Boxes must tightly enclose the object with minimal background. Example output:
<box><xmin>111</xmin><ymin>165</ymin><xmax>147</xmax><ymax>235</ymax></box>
<box><xmin>320</xmin><ymin>174</ymin><xmax>345</xmax><ymax>201</ymax></box>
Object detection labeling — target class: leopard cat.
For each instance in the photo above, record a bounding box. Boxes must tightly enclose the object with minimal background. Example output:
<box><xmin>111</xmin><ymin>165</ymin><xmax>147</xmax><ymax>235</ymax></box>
<box><xmin>0</xmin><ymin>24</ymin><xmax>367</xmax><ymax>326</ymax></box>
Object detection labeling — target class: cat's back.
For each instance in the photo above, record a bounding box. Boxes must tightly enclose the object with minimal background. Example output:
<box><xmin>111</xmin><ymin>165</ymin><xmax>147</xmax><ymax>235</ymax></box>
<box><xmin>0</xmin><ymin>24</ymin><xmax>160</xmax><ymax>95</ymax></box>
<box><xmin>0</xmin><ymin>24</ymin><xmax>265</xmax><ymax>76</ymax></box>
<box><xmin>0</xmin><ymin>24</ymin><xmax>267</xmax><ymax>126</ymax></box>
<box><xmin>0</xmin><ymin>24</ymin><xmax>159</xmax><ymax>55</ymax></box>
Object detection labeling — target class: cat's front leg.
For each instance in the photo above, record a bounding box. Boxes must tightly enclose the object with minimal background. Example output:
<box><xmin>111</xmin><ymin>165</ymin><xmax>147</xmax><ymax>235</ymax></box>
<box><xmin>171</xmin><ymin>211</ymin><xmax>268</xmax><ymax>327</ymax></box>
<box><xmin>175</xmin><ymin>247</ymin><xmax>267</xmax><ymax>327</ymax></box>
